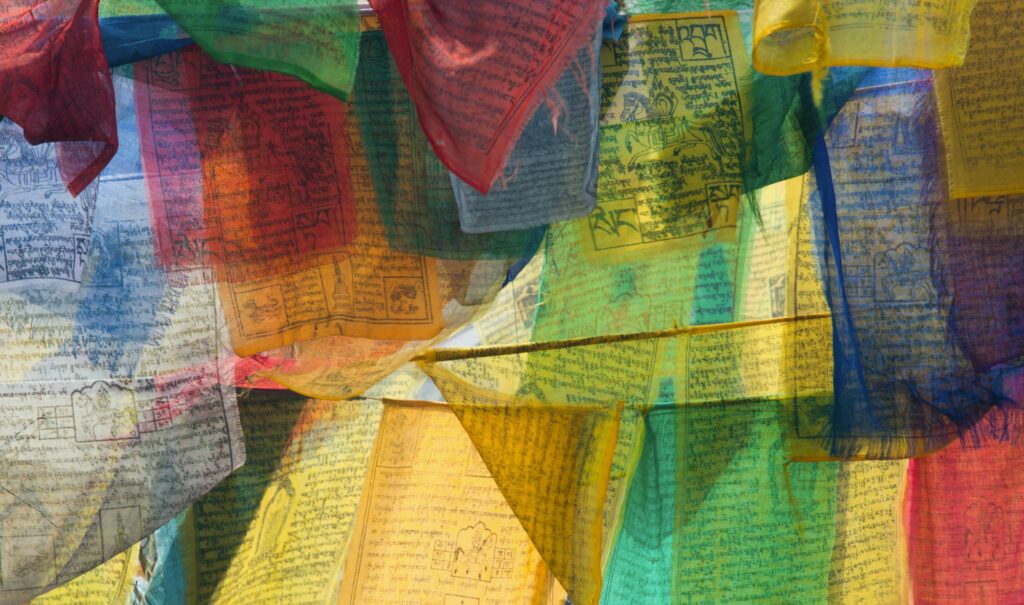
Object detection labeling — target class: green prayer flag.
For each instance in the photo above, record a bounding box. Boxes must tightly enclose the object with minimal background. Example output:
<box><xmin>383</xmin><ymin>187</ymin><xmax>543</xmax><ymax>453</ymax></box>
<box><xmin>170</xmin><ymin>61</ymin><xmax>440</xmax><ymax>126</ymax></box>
<box><xmin>150</xmin><ymin>0</ymin><xmax>360</xmax><ymax>100</ymax></box>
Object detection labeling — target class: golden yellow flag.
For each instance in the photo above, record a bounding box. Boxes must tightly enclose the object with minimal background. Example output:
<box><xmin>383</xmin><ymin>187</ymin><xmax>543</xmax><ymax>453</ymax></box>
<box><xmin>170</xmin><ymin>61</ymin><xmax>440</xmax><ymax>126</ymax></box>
<box><xmin>754</xmin><ymin>0</ymin><xmax>975</xmax><ymax>78</ymax></box>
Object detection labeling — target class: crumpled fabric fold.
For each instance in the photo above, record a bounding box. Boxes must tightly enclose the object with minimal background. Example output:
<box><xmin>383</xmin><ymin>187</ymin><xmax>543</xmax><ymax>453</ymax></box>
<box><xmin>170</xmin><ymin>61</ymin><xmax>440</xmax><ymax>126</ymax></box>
<box><xmin>369</xmin><ymin>0</ymin><xmax>608</xmax><ymax>193</ymax></box>
<box><xmin>0</xmin><ymin>0</ymin><xmax>118</xmax><ymax>196</ymax></box>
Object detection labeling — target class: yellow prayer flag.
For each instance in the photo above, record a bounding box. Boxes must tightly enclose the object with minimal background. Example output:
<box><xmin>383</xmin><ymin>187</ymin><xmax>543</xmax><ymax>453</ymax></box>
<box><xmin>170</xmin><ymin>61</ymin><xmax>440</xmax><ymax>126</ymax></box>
<box><xmin>936</xmin><ymin>0</ymin><xmax>1024</xmax><ymax>198</ymax></box>
<box><xmin>754</xmin><ymin>0</ymin><xmax>976</xmax><ymax>76</ymax></box>
<box><xmin>338</xmin><ymin>401</ymin><xmax>570</xmax><ymax>604</ymax></box>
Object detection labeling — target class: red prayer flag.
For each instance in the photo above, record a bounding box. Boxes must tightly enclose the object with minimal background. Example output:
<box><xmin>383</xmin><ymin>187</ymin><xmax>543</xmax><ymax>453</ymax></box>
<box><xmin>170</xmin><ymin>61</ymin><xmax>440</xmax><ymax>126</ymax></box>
<box><xmin>0</xmin><ymin>0</ymin><xmax>117</xmax><ymax>196</ymax></box>
<box><xmin>369</xmin><ymin>0</ymin><xmax>606</xmax><ymax>194</ymax></box>
<box><xmin>906</xmin><ymin>376</ymin><xmax>1024</xmax><ymax>605</ymax></box>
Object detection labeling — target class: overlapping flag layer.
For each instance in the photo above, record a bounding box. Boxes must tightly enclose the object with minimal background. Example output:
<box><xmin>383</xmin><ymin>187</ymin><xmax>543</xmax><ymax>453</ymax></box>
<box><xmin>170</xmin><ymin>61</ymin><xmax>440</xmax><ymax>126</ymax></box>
<box><xmin>3</xmin><ymin>0</ymin><xmax>1021</xmax><ymax>603</ymax></box>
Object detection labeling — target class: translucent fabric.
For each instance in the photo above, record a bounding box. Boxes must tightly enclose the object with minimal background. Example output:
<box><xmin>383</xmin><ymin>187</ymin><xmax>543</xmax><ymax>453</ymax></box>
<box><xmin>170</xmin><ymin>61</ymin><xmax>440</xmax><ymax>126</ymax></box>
<box><xmin>615</xmin><ymin>1</ymin><xmax>870</xmax><ymax>193</ymax></box>
<box><xmin>0</xmin><ymin>0</ymin><xmax>117</xmax><ymax>196</ymax></box>
<box><xmin>530</xmin><ymin>11</ymin><xmax>748</xmax><ymax>343</ymax></box>
<box><xmin>100</xmin><ymin>14</ymin><xmax>192</xmax><ymax>67</ymax></box>
<box><xmin>752</xmin><ymin>0</ymin><xmax>976</xmax><ymax>76</ymax></box>
<box><xmin>602</xmin><ymin>403</ymin><xmax>838</xmax><ymax>604</ymax></box>
<box><xmin>129</xmin><ymin>45</ymin><xmax>515</xmax><ymax>359</ymax></box>
<box><xmin>134</xmin><ymin>46</ymin><xmax>357</xmax><ymax>272</ymax></box>
<box><xmin>368</xmin><ymin>0</ymin><xmax>608</xmax><ymax>193</ymax></box>
<box><xmin>935</xmin><ymin>0</ymin><xmax>1024</xmax><ymax>198</ymax></box>
<box><xmin>354</xmin><ymin>31</ymin><xmax>546</xmax><ymax>260</ymax></box>
<box><xmin>804</xmin><ymin>72</ymin><xmax>1021</xmax><ymax>457</ymax></box>
<box><xmin>38</xmin><ymin>393</ymin><xmax>575</xmax><ymax>605</ymax></box>
<box><xmin>64</xmin><ymin>391</ymin><xmax>381</xmax><ymax>604</ymax></box>
<box><xmin>99</xmin><ymin>0</ymin><xmax>165</xmax><ymax>16</ymax></box>
<box><xmin>0</xmin><ymin>75</ymin><xmax>242</xmax><ymax>604</ymax></box>
<box><xmin>448</xmin><ymin>26</ymin><xmax>602</xmax><ymax>233</ymax></box>
<box><xmin>905</xmin><ymin>400</ymin><xmax>1024</xmax><ymax>605</ymax></box>
<box><xmin>416</xmin><ymin>195</ymin><xmax>834</xmax><ymax>603</ymax></box>
<box><xmin>248</xmin><ymin>247</ymin><xmax>514</xmax><ymax>400</ymax></box>
<box><xmin>150</xmin><ymin>0</ymin><xmax>360</xmax><ymax>101</ymax></box>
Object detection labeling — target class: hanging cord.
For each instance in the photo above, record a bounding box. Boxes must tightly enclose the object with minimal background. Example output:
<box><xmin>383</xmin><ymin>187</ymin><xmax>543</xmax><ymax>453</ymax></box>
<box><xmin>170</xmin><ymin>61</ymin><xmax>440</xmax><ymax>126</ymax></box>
<box><xmin>414</xmin><ymin>312</ymin><xmax>831</xmax><ymax>363</ymax></box>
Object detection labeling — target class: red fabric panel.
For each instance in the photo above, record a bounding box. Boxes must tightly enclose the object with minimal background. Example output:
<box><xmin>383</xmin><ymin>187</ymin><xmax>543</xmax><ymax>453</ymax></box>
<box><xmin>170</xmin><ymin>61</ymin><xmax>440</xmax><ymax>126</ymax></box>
<box><xmin>906</xmin><ymin>377</ymin><xmax>1024</xmax><ymax>605</ymax></box>
<box><xmin>135</xmin><ymin>47</ymin><xmax>356</xmax><ymax>271</ymax></box>
<box><xmin>0</xmin><ymin>0</ymin><xmax>117</xmax><ymax>196</ymax></box>
<box><xmin>369</xmin><ymin>0</ymin><xmax>605</xmax><ymax>193</ymax></box>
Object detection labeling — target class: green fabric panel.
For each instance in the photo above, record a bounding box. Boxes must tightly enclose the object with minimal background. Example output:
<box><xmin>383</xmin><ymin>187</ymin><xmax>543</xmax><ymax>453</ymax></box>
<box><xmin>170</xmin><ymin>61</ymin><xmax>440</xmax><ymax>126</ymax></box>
<box><xmin>744</xmin><ymin>67</ymin><xmax>867</xmax><ymax>192</ymax></box>
<box><xmin>532</xmin><ymin>219</ymin><xmax>739</xmax><ymax>340</ymax></box>
<box><xmin>100</xmin><ymin>0</ymin><xmax>166</xmax><ymax>16</ymax></box>
<box><xmin>150</xmin><ymin>0</ymin><xmax>360</xmax><ymax>100</ymax></box>
<box><xmin>602</xmin><ymin>402</ymin><xmax>838</xmax><ymax>604</ymax></box>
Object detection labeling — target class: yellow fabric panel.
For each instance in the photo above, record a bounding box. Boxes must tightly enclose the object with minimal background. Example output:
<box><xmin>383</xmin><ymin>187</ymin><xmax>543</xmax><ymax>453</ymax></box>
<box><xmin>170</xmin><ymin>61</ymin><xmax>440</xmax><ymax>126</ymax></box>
<box><xmin>422</xmin><ymin>366</ymin><xmax>623</xmax><ymax>605</ymax></box>
<box><xmin>29</xmin><ymin>544</ymin><xmax>139</xmax><ymax>605</ymax></box>
<box><xmin>754</xmin><ymin>0</ymin><xmax>975</xmax><ymax>75</ymax></box>
<box><xmin>338</xmin><ymin>401</ymin><xmax>569</xmax><ymax>605</ymax></box>
<box><xmin>205</xmin><ymin>401</ymin><xmax>381</xmax><ymax>604</ymax></box>
<box><xmin>828</xmin><ymin>460</ymin><xmax>910</xmax><ymax>605</ymax></box>
<box><xmin>936</xmin><ymin>0</ymin><xmax>1024</xmax><ymax>198</ymax></box>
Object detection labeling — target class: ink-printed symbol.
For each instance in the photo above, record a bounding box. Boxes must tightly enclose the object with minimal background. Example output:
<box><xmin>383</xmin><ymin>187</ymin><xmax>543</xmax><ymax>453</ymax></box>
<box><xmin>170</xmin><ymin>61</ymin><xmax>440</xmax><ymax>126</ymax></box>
<box><xmin>171</xmin><ymin>230</ymin><xmax>216</xmax><ymax>267</ymax></box>
<box><xmin>0</xmin><ymin>126</ymin><xmax>61</xmax><ymax>194</ymax></box>
<box><xmin>769</xmin><ymin>274</ymin><xmax>787</xmax><ymax>318</ymax></box>
<box><xmin>873</xmin><ymin>243</ymin><xmax>934</xmax><ymax>303</ymax></box>
<box><xmin>201</xmin><ymin>117</ymin><xmax>230</xmax><ymax>152</ymax></box>
<box><xmin>294</xmin><ymin>207</ymin><xmax>341</xmax><ymax>254</ymax></box>
<box><xmin>621</xmin><ymin>89</ymin><xmax>728</xmax><ymax>171</ymax></box>
<box><xmin>514</xmin><ymin>280</ymin><xmax>540</xmax><ymax>331</ymax></box>
<box><xmin>73</xmin><ymin>234</ymin><xmax>90</xmax><ymax>282</ymax></box>
<box><xmin>149</xmin><ymin>52</ymin><xmax>183</xmax><ymax>87</ymax></box>
<box><xmin>100</xmin><ymin>506</ymin><xmax>142</xmax><ymax>560</ymax></box>
<box><xmin>591</xmin><ymin>201</ymin><xmax>640</xmax><ymax>237</ymax></box>
<box><xmin>678</xmin><ymin>22</ymin><xmax>728</xmax><ymax>60</ymax></box>
<box><xmin>443</xmin><ymin>596</ymin><xmax>478</xmax><ymax>605</ymax></box>
<box><xmin>37</xmin><ymin>406</ymin><xmax>75</xmax><ymax>440</ymax></box>
<box><xmin>600</xmin><ymin>268</ymin><xmax>653</xmax><ymax>333</ymax></box>
<box><xmin>431</xmin><ymin>539</ymin><xmax>456</xmax><ymax>571</ymax></box>
<box><xmin>377</xmin><ymin>407</ymin><xmax>420</xmax><ymax>468</ymax></box>
<box><xmin>325</xmin><ymin>255</ymin><xmax>353</xmax><ymax>315</ymax></box>
<box><xmin>71</xmin><ymin>381</ymin><xmax>138</xmax><ymax>442</ymax></box>
<box><xmin>590</xmin><ymin>199</ymin><xmax>642</xmax><ymax>250</ymax></box>
<box><xmin>288</xmin><ymin>128</ymin><xmax>336</xmax><ymax>191</ymax></box>
<box><xmin>619</xmin><ymin>78</ymin><xmax>677</xmax><ymax>123</ymax></box>
<box><xmin>137</xmin><ymin>403</ymin><xmax>174</xmax><ymax>434</ymax></box>
<box><xmin>452</xmin><ymin>522</ymin><xmax>497</xmax><ymax>582</ymax></box>
<box><xmin>0</xmin><ymin>534</ymin><xmax>56</xmax><ymax>590</ymax></box>
<box><xmin>705</xmin><ymin>182</ymin><xmax>741</xmax><ymax>228</ymax></box>
<box><xmin>244</xmin><ymin>298</ymin><xmax>283</xmax><ymax>324</ymax></box>
<box><xmin>236</xmin><ymin>286</ymin><xmax>287</xmax><ymax>335</ymax></box>
<box><xmin>963</xmin><ymin>499</ymin><xmax>1012</xmax><ymax>563</ymax></box>
<box><xmin>238</xmin><ymin>116</ymin><xmax>278</xmax><ymax>174</ymax></box>
<box><xmin>385</xmin><ymin>279</ymin><xmax>426</xmax><ymax>318</ymax></box>
<box><xmin>960</xmin><ymin>196</ymin><xmax>1024</xmax><ymax>231</ymax></box>
<box><xmin>493</xmin><ymin>548</ymin><xmax>514</xmax><ymax>579</ymax></box>
<box><xmin>253</xmin><ymin>476</ymin><xmax>297</xmax><ymax>562</ymax></box>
